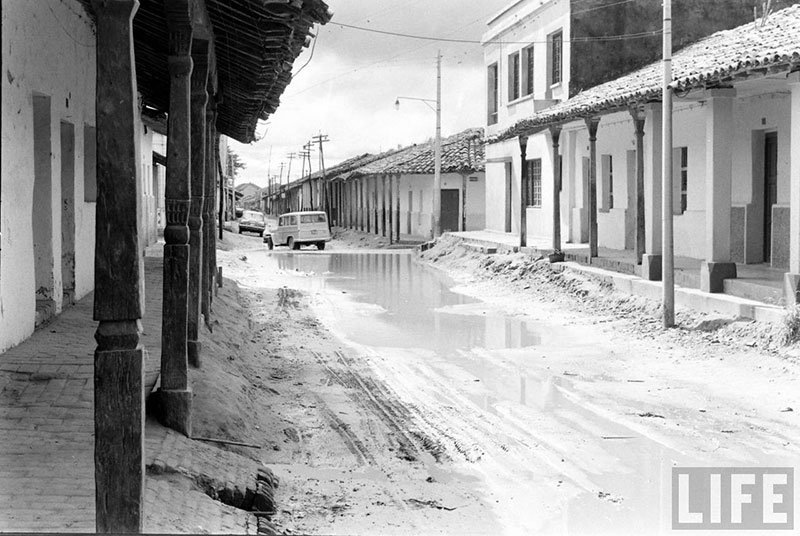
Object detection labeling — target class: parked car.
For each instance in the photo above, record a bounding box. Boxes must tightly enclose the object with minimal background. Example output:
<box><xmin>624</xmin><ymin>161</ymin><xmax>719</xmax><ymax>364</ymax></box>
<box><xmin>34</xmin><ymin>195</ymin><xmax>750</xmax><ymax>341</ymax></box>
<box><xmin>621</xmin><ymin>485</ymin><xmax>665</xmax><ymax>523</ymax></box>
<box><xmin>264</xmin><ymin>211</ymin><xmax>330</xmax><ymax>250</ymax></box>
<box><xmin>238</xmin><ymin>210</ymin><xmax>266</xmax><ymax>236</ymax></box>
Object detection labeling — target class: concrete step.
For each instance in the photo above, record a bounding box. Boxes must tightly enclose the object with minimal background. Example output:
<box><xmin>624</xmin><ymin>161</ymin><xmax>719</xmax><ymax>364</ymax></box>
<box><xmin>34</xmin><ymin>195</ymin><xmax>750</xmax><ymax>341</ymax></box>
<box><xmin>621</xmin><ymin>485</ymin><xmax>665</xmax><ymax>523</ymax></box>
<box><xmin>723</xmin><ymin>277</ymin><xmax>785</xmax><ymax>307</ymax></box>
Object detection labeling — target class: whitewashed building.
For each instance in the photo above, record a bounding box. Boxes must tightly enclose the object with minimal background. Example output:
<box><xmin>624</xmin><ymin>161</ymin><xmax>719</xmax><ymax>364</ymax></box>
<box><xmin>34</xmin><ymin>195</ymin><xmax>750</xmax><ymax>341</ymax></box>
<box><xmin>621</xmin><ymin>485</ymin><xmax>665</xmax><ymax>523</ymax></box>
<box><xmin>490</xmin><ymin>3</ymin><xmax>800</xmax><ymax>303</ymax></box>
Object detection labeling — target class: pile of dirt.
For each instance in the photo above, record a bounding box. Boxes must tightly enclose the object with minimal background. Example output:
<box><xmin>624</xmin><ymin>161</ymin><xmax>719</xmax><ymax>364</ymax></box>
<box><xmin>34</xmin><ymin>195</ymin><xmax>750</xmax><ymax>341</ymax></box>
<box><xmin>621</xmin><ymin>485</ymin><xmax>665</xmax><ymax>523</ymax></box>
<box><xmin>419</xmin><ymin>235</ymin><xmax>798</xmax><ymax>357</ymax></box>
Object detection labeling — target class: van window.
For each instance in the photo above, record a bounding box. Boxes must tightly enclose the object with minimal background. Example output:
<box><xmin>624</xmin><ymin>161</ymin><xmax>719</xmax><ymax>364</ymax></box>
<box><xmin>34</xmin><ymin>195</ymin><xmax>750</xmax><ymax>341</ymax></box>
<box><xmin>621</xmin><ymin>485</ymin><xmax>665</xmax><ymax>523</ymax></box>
<box><xmin>289</xmin><ymin>215</ymin><xmax>298</xmax><ymax>225</ymax></box>
<box><xmin>300</xmin><ymin>213</ymin><xmax>326</xmax><ymax>224</ymax></box>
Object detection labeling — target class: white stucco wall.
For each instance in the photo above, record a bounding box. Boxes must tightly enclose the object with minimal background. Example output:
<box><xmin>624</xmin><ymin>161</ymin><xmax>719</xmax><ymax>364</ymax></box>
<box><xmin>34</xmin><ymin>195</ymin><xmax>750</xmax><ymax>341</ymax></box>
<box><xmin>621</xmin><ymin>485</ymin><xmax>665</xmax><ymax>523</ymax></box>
<box><xmin>485</xmin><ymin>138</ymin><xmax>520</xmax><ymax>234</ymax></box>
<box><xmin>483</xmin><ymin>0</ymin><xmax>571</xmax><ymax>138</ymax></box>
<box><xmin>1</xmin><ymin>0</ymin><xmax>96</xmax><ymax>352</ymax></box>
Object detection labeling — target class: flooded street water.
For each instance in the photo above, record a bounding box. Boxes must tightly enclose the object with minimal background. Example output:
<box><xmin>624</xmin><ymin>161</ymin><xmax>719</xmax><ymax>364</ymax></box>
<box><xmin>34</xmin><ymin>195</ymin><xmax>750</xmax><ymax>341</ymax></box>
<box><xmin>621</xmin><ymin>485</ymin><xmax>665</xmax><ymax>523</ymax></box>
<box><xmin>227</xmin><ymin>246</ymin><xmax>797</xmax><ymax>535</ymax></box>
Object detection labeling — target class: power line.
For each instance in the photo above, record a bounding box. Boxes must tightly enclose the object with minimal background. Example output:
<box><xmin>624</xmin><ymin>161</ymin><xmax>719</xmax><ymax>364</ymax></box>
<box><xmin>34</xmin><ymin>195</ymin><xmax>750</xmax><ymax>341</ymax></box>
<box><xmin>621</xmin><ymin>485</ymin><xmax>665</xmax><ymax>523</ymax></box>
<box><xmin>331</xmin><ymin>21</ymin><xmax>661</xmax><ymax>45</ymax></box>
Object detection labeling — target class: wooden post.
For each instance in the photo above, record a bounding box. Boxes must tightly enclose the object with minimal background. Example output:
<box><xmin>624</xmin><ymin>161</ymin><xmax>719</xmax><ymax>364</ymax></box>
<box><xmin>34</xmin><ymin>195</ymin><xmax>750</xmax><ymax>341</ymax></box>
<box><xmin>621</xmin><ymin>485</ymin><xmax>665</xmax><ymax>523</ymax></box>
<box><xmin>388</xmin><ymin>175</ymin><xmax>394</xmax><ymax>244</ymax></box>
<box><xmin>374</xmin><ymin>176</ymin><xmax>379</xmax><ymax>235</ymax></box>
<box><xmin>630</xmin><ymin>106</ymin><xmax>646</xmax><ymax>264</ymax></box>
<box><xmin>159</xmin><ymin>0</ymin><xmax>194</xmax><ymax>436</ymax></box>
<box><xmin>203</xmin><ymin>89</ymin><xmax>217</xmax><ymax>314</ymax></box>
<box><xmin>550</xmin><ymin>125</ymin><xmax>564</xmax><ymax>260</ymax></box>
<box><xmin>395</xmin><ymin>173</ymin><xmax>401</xmax><ymax>242</ymax></box>
<box><xmin>461</xmin><ymin>173</ymin><xmax>467</xmax><ymax>232</ymax></box>
<box><xmin>90</xmin><ymin>0</ymin><xmax>145</xmax><ymax>531</ymax></box>
<box><xmin>586</xmin><ymin>117</ymin><xmax>601</xmax><ymax>258</ymax></box>
<box><xmin>187</xmin><ymin>39</ymin><xmax>208</xmax><ymax>368</ymax></box>
<box><xmin>381</xmin><ymin>174</ymin><xmax>387</xmax><ymax>237</ymax></box>
<box><xmin>359</xmin><ymin>179</ymin><xmax>364</xmax><ymax>232</ymax></box>
<box><xmin>519</xmin><ymin>135</ymin><xmax>528</xmax><ymax>248</ymax></box>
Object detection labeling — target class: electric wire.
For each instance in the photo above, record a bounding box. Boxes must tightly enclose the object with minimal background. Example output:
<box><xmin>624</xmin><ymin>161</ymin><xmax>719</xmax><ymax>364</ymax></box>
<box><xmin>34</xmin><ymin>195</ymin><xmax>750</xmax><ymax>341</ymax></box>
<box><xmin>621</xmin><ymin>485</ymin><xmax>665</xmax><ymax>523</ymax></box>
<box><xmin>331</xmin><ymin>21</ymin><xmax>661</xmax><ymax>45</ymax></box>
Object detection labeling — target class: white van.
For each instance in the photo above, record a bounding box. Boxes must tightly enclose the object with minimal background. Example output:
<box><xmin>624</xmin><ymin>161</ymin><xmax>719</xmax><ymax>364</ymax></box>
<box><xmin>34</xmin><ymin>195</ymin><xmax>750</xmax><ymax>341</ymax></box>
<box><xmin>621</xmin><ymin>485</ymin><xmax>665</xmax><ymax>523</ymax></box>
<box><xmin>264</xmin><ymin>211</ymin><xmax>331</xmax><ymax>250</ymax></box>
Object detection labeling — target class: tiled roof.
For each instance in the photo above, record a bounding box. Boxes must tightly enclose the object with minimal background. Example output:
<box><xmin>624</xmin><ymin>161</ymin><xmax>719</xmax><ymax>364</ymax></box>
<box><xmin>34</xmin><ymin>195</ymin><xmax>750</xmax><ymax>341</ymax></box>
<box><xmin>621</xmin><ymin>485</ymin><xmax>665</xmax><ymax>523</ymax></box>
<box><xmin>495</xmin><ymin>4</ymin><xmax>800</xmax><ymax>142</ymax></box>
<box><xmin>347</xmin><ymin>127</ymin><xmax>485</xmax><ymax>178</ymax></box>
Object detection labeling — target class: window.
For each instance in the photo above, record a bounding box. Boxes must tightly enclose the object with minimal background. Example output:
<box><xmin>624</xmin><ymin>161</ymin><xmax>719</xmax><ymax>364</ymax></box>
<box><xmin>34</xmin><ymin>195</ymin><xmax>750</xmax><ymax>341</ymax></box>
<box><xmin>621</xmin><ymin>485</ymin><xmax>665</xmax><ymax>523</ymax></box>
<box><xmin>526</xmin><ymin>159</ymin><xmax>542</xmax><ymax>207</ymax></box>
<box><xmin>679</xmin><ymin>147</ymin><xmax>688</xmax><ymax>214</ymax></box>
<box><xmin>550</xmin><ymin>30</ymin><xmax>563</xmax><ymax>86</ymax></box>
<box><xmin>522</xmin><ymin>45</ymin><xmax>534</xmax><ymax>96</ymax></box>
<box><xmin>601</xmin><ymin>154</ymin><xmax>613</xmax><ymax>211</ymax></box>
<box><xmin>508</xmin><ymin>51</ymin><xmax>520</xmax><ymax>101</ymax></box>
<box><xmin>487</xmin><ymin>63</ymin><xmax>498</xmax><ymax>125</ymax></box>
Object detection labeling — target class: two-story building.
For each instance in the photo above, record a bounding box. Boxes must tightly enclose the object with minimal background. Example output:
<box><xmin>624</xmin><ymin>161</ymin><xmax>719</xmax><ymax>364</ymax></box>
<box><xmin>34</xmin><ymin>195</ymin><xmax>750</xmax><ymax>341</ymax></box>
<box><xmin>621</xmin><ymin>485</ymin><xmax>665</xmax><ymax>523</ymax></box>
<box><xmin>487</xmin><ymin>1</ymin><xmax>800</xmax><ymax>305</ymax></box>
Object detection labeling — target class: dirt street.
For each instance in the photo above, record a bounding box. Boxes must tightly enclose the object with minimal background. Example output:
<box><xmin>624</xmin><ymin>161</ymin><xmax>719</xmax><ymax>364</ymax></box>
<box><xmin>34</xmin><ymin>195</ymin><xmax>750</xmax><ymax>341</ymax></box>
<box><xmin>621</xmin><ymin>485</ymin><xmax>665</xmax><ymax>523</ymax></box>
<box><xmin>207</xmin><ymin>230</ymin><xmax>800</xmax><ymax>535</ymax></box>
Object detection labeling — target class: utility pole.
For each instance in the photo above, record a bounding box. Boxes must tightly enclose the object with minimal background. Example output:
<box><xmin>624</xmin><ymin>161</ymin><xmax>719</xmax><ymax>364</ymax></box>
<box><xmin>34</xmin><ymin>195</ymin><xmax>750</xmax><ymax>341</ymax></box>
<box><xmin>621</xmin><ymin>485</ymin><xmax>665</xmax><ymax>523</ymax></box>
<box><xmin>662</xmin><ymin>0</ymin><xmax>675</xmax><ymax>328</ymax></box>
<box><xmin>312</xmin><ymin>133</ymin><xmax>330</xmax><ymax>218</ymax></box>
<box><xmin>432</xmin><ymin>49</ymin><xmax>442</xmax><ymax>239</ymax></box>
<box><xmin>300</xmin><ymin>143</ymin><xmax>313</xmax><ymax>209</ymax></box>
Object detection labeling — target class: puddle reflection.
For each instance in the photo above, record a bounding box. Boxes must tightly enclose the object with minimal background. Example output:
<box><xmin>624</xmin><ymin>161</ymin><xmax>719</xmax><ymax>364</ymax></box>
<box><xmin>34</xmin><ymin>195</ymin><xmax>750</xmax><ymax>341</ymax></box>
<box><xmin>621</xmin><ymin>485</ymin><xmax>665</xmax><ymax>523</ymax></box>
<box><xmin>273</xmin><ymin>252</ymin><xmax>541</xmax><ymax>352</ymax></box>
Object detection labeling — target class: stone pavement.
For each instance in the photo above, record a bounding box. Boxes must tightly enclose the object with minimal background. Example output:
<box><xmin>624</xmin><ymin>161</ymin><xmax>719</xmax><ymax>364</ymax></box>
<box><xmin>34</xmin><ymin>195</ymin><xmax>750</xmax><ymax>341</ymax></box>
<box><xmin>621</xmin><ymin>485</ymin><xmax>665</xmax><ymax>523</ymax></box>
<box><xmin>0</xmin><ymin>254</ymin><xmax>262</xmax><ymax>533</ymax></box>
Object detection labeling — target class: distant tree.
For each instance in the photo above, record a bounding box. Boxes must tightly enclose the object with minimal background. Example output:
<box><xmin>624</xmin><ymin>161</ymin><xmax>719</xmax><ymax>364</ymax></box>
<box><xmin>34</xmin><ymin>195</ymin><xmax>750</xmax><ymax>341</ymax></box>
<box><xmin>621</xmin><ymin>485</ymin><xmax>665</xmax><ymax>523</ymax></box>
<box><xmin>226</xmin><ymin>146</ymin><xmax>247</xmax><ymax>181</ymax></box>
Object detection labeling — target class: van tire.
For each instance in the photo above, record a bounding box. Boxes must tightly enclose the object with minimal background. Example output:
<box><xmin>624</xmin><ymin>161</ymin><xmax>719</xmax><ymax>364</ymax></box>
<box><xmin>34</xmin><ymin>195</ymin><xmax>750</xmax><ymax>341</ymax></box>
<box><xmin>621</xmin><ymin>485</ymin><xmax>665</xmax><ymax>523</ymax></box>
<box><xmin>288</xmin><ymin>237</ymin><xmax>299</xmax><ymax>250</ymax></box>
<box><xmin>317</xmin><ymin>242</ymin><xmax>326</xmax><ymax>251</ymax></box>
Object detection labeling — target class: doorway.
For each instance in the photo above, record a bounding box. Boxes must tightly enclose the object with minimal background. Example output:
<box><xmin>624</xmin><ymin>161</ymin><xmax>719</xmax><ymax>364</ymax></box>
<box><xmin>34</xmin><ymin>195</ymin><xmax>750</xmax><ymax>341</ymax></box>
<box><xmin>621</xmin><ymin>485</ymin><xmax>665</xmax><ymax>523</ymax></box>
<box><xmin>440</xmin><ymin>189</ymin><xmax>460</xmax><ymax>233</ymax></box>
<box><xmin>763</xmin><ymin>132</ymin><xmax>777</xmax><ymax>262</ymax></box>
<box><xmin>61</xmin><ymin>121</ymin><xmax>76</xmax><ymax>304</ymax></box>
<box><xmin>33</xmin><ymin>94</ymin><xmax>54</xmax><ymax>317</ymax></box>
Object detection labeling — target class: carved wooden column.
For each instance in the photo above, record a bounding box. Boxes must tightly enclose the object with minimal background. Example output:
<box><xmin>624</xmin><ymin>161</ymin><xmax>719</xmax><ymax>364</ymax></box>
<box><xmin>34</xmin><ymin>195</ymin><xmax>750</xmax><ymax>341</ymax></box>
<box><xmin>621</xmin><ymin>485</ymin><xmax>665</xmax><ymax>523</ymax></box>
<box><xmin>159</xmin><ymin>0</ymin><xmax>194</xmax><ymax>436</ymax></box>
<box><xmin>550</xmin><ymin>125</ymin><xmax>564</xmax><ymax>261</ymax></box>
<box><xmin>630</xmin><ymin>106</ymin><xmax>646</xmax><ymax>265</ymax></box>
<box><xmin>203</xmin><ymin>97</ymin><xmax>218</xmax><ymax>315</ymax></box>
<box><xmin>90</xmin><ymin>0</ymin><xmax>145</xmax><ymax>531</ymax></box>
<box><xmin>585</xmin><ymin>117</ymin><xmax>601</xmax><ymax>258</ymax></box>
<box><xmin>187</xmin><ymin>39</ymin><xmax>208</xmax><ymax>368</ymax></box>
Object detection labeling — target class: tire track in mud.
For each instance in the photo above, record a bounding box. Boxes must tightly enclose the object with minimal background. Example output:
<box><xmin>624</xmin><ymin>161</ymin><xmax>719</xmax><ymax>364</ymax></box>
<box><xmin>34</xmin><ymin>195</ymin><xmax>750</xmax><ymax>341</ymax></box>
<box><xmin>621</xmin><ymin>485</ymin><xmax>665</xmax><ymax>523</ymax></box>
<box><xmin>311</xmin><ymin>350</ymin><xmax>448</xmax><ymax>464</ymax></box>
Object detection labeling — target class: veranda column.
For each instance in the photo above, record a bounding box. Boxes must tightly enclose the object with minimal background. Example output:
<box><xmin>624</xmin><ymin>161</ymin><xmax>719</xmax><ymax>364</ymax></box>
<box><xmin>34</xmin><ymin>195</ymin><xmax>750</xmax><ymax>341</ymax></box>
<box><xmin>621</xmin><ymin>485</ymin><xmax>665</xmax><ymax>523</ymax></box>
<box><xmin>388</xmin><ymin>175</ymin><xmax>394</xmax><ymax>244</ymax></box>
<box><xmin>700</xmin><ymin>88</ymin><xmax>737</xmax><ymax>293</ymax></box>
<box><xmin>642</xmin><ymin>102</ymin><xmax>663</xmax><ymax>280</ymax></box>
<box><xmin>91</xmin><ymin>0</ymin><xmax>146</xmax><ymax>530</ymax></box>
<box><xmin>785</xmin><ymin>72</ymin><xmax>800</xmax><ymax>305</ymax></box>
<box><xmin>187</xmin><ymin>39</ymin><xmax>208</xmax><ymax>368</ymax></box>
<box><xmin>203</xmin><ymin>95</ymin><xmax>218</xmax><ymax>315</ymax></box>
<box><xmin>381</xmin><ymin>174</ymin><xmax>387</xmax><ymax>237</ymax></box>
<box><xmin>519</xmin><ymin>135</ymin><xmax>528</xmax><ymax>248</ymax></box>
<box><xmin>361</xmin><ymin>179</ymin><xmax>366</xmax><ymax>232</ymax></box>
<box><xmin>550</xmin><ymin>125</ymin><xmax>564</xmax><ymax>261</ymax></box>
<box><xmin>629</xmin><ymin>106</ymin><xmax>646</xmax><ymax>265</ymax></box>
<box><xmin>585</xmin><ymin>117</ymin><xmax>600</xmax><ymax>258</ymax></box>
<box><xmin>395</xmin><ymin>173</ymin><xmax>401</xmax><ymax>242</ymax></box>
<box><xmin>159</xmin><ymin>0</ymin><xmax>194</xmax><ymax>436</ymax></box>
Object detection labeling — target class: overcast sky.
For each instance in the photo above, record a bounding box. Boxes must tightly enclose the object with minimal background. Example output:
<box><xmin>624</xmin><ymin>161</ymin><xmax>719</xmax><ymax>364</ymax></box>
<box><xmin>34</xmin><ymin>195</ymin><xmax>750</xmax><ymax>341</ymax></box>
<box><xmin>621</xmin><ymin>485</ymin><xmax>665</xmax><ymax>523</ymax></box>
<box><xmin>228</xmin><ymin>0</ymin><xmax>510</xmax><ymax>188</ymax></box>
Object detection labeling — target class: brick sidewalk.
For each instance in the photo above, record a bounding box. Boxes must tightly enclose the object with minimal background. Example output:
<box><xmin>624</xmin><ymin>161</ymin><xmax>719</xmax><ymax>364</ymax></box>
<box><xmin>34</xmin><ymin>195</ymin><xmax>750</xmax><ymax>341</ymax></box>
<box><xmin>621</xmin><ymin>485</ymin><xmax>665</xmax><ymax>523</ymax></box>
<box><xmin>0</xmin><ymin>256</ymin><xmax>258</xmax><ymax>533</ymax></box>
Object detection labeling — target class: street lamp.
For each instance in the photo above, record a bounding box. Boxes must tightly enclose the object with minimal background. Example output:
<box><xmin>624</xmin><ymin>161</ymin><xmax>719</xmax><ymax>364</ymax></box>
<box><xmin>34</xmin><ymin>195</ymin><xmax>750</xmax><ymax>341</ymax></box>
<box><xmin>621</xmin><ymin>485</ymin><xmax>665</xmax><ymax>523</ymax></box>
<box><xmin>394</xmin><ymin>51</ymin><xmax>442</xmax><ymax>239</ymax></box>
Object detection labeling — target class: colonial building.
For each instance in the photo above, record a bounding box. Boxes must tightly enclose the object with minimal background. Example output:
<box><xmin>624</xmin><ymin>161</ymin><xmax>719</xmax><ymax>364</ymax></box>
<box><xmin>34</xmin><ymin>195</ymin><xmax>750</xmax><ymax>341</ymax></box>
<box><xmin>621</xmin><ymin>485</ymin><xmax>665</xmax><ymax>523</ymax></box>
<box><xmin>272</xmin><ymin>128</ymin><xmax>486</xmax><ymax>241</ymax></box>
<box><xmin>483</xmin><ymin>0</ymin><xmax>796</xmax><ymax>248</ymax></box>
<box><xmin>1</xmin><ymin>0</ymin><xmax>331</xmax><ymax>530</ymax></box>
<box><xmin>492</xmin><ymin>3</ymin><xmax>800</xmax><ymax>304</ymax></box>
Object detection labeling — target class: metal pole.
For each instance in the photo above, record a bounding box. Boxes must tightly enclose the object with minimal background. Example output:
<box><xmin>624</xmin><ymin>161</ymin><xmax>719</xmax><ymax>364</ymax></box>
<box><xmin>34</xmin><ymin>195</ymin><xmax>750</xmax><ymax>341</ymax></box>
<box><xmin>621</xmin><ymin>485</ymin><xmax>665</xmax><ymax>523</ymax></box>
<box><xmin>432</xmin><ymin>50</ymin><xmax>442</xmax><ymax>239</ymax></box>
<box><xmin>662</xmin><ymin>0</ymin><xmax>675</xmax><ymax>327</ymax></box>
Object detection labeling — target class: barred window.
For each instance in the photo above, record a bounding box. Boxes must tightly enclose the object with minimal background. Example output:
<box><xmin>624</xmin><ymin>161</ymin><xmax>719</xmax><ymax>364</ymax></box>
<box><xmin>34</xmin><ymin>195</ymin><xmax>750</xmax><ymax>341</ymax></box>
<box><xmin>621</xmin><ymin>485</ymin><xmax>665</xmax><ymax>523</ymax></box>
<box><xmin>487</xmin><ymin>63</ymin><xmax>498</xmax><ymax>125</ymax></box>
<box><xmin>522</xmin><ymin>45</ymin><xmax>534</xmax><ymax>96</ymax></box>
<box><xmin>680</xmin><ymin>147</ymin><xmax>688</xmax><ymax>214</ymax></box>
<box><xmin>508</xmin><ymin>51</ymin><xmax>520</xmax><ymax>101</ymax></box>
<box><xmin>527</xmin><ymin>159</ymin><xmax>542</xmax><ymax>207</ymax></box>
<box><xmin>550</xmin><ymin>30</ymin><xmax>563</xmax><ymax>85</ymax></box>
